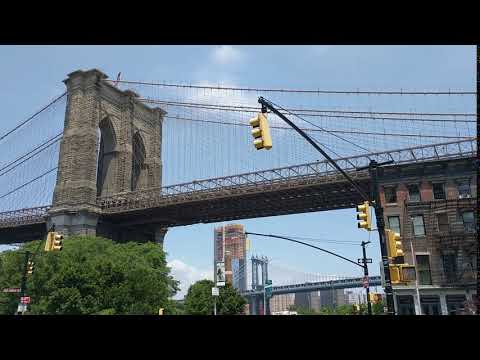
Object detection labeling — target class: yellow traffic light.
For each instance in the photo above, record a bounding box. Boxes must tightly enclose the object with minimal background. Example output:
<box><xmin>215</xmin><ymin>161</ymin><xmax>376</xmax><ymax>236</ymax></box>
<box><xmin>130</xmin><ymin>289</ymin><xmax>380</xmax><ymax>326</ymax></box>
<box><xmin>399</xmin><ymin>265</ymin><xmax>416</xmax><ymax>283</ymax></box>
<box><xmin>369</xmin><ymin>293</ymin><xmax>382</xmax><ymax>304</ymax></box>
<box><xmin>44</xmin><ymin>232</ymin><xmax>53</xmax><ymax>252</ymax></box>
<box><xmin>356</xmin><ymin>201</ymin><xmax>371</xmax><ymax>231</ymax></box>
<box><xmin>249</xmin><ymin>112</ymin><xmax>272</xmax><ymax>150</ymax></box>
<box><xmin>386</xmin><ymin>229</ymin><xmax>403</xmax><ymax>258</ymax></box>
<box><xmin>389</xmin><ymin>264</ymin><xmax>401</xmax><ymax>284</ymax></box>
<box><xmin>389</xmin><ymin>264</ymin><xmax>415</xmax><ymax>284</ymax></box>
<box><xmin>27</xmin><ymin>260</ymin><xmax>34</xmax><ymax>275</ymax></box>
<box><xmin>52</xmin><ymin>233</ymin><xmax>63</xmax><ymax>251</ymax></box>
<box><xmin>45</xmin><ymin>232</ymin><xmax>63</xmax><ymax>252</ymax></box>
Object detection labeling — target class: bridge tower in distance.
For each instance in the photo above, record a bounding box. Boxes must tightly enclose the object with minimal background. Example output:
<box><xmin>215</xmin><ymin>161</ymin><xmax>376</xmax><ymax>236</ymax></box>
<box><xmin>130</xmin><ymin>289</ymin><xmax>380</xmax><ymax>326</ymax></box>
<box><xmin>48</xmin><ymin>69</ymin><xmax>167</xmax><ymax>244</ymax></box>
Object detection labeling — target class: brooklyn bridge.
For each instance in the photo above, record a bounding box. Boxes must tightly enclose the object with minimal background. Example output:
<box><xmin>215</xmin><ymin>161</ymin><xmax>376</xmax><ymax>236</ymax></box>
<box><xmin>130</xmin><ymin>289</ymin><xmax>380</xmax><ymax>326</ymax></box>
<box><xmin>0</xmin><ymin>69</ymin><xmax>476</xmax><ymax>244</ymax></box>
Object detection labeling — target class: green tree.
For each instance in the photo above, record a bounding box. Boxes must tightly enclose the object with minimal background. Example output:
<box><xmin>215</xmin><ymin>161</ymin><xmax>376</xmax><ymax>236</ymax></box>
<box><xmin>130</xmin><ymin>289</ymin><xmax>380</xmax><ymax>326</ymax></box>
<box><xmin>372</xmin><ymin>300</ymin><xmax>386</xmax><ymax>315</ymax></box>
<box><xmin>184</xmin><ymin>280</ymin><xmax>246</xmax><ymax>315</ymax></box>
<box><xmin>0</xmin><ymin>236</ymin><xmax>179</xmax><ymax>315</ymax></box>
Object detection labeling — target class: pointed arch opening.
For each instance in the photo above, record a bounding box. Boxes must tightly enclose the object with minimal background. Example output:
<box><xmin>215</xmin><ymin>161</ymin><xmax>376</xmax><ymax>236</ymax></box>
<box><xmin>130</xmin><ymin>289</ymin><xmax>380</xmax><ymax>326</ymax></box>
<box><xmin>97</xmin><ymin>117</ymin><xmax>117</xmax><ymax>197</ymax></box>
<box><xmin>132</xmin><ymin>131</ymin><xmax>146</xmax><ymax>191</ymax></box>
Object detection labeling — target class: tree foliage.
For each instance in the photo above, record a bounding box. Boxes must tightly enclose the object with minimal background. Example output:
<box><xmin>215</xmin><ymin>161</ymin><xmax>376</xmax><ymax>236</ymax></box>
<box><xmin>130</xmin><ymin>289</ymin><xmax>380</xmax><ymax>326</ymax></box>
<box><xmin>184</xmin><ymin>279</ymin><xmax>246</xmax><ymax>315</ymax></box>
<box><xmin>0</xmin><ymin>236</ymin><xmax>179</xmax><ymax>315</ymax></box>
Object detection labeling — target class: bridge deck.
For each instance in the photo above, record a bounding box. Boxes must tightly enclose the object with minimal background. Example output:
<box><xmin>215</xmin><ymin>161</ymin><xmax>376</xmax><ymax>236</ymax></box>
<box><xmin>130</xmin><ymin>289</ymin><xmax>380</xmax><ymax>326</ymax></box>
<box><xmin>0</xmin><ymin>139</ymin><xmax>476</xmax><ymax>242</ymax></box>
<box><xmin>242</xmin><ymin>276</ymin><xmax>382</xmax><ymax>296</ymax></box>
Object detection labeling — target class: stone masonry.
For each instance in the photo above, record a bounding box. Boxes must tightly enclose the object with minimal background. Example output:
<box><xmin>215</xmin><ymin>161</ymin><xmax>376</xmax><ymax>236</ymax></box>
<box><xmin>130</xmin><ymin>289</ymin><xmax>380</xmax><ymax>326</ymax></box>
<box><xmin>48</xmin><ymin>69</ymin><xmax>167</xmax><ymax>244</ymax></box>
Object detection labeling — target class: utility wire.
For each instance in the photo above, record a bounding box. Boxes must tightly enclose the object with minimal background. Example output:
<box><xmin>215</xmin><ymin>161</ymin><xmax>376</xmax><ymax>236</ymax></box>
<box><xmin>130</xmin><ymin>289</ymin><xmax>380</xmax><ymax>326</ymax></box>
<box><xmin>107</xmin><ymin>79</ymin><xmax>476</xmax><ymax>95</ymax></box>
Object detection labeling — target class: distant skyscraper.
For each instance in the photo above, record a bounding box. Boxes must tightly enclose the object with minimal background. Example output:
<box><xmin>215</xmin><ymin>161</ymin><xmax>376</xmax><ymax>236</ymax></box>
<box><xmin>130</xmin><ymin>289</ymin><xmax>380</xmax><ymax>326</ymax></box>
<box><xmin>270</xmin><ymin>294</ymin><xmax>295</xmax><ymax>313</ymax></box>
<box><xmin>214</xmin><ymin>224</ymin><xmax>247</xmax><ymax>292</ymax></box>
<box><xmin>294</xmin><ymin>291</ymin><xmax>321</xmax><ymax>311</ymax></box>
<box><xmin>319</xmin><ymin>289</ymin><xmax>347</xmax><ymax>309</ymax></box>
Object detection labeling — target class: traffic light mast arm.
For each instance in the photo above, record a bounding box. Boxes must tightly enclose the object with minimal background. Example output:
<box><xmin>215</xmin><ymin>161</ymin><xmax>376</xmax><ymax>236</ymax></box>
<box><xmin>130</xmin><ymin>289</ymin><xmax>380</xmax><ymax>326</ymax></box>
<box><xmin>258</xmin><ymin>97</ymin><xmax>370</xmax><ymax>202</ymax></box>
<box><xmin>245</xmin><ymin>232</ymin><xmax>364</xmax><ymax>269</ymax></box>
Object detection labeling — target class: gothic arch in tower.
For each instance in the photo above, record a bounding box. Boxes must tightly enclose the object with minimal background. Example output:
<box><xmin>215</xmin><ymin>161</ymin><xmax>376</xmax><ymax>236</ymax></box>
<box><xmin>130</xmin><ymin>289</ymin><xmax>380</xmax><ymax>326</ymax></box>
<box><xmin>97</xmin><ymin>117</ymin><xmax>117</xmax><ymax>197</ymax></box>
<box><xmin>132</xmin><ymin>130</ymin><xmax>147</xmax><ymax>191</ymax></box>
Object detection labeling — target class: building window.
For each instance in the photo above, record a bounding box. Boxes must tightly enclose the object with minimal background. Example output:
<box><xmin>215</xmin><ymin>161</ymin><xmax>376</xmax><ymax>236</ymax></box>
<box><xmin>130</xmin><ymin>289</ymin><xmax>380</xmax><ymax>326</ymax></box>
<box><xmin>446</xmin><ymin>295</ymin><xmax>466</xmax><ymax>315</ymax></box>
<box><xmin>457</xmin><ymin>179</ymin><xmax>471</xmax><ymax>198</ymax></box>
<box><xmin>384</xmin><ymin>186</ymin><xmax>397</xmax><ymax>204</ymax></box>
<box><xmin>432</xmin><ymin>183</ymin><xmax>446</xmax><ymax>200</ymax></box>
<box><xmin>407</xmin><ymin>184</ymin><xmax>421</xmax><ymax>202</ymax></box>
<box><xmin>397</xmin><ymin>295</ymin><xmax>415</xmax><ymax>315</ymax></box>
<box><xmin>436</xmin><ymin>213</ymin><xmax>449</xmax><ymax>232</ymax></box>
<box><xmin>388</xmin><ymin>216</ymin><xmax>401</xmax><ymax>235</ymax></box>
<box><xmin>412</xmin><ymin>215</ymin><xmax>426</xmax><ymax>236</ymax></box>
<box><xmin>416</xmin><ymin>255</ymin><xmax>432</xmax><ymax>285</ymax></box>
<box><xmin>442</xmin><ymin>253</ymin><xmax>457</xmax><ymax>283</ymax></box>
<box><xmin>461</xmin><ymin>211</ymin><xmax>475</xmax><ymax>232</ymax></box>
<box><xmin>420</xmin><ymin>295</ymin><xmax>441</xmax><ymax>315</ymax></box>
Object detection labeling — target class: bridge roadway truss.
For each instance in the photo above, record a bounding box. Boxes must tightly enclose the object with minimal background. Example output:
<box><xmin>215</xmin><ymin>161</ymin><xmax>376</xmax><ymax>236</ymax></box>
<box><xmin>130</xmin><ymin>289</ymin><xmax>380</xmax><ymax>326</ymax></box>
<box><xmin>241</xmin><ymin>275</ymin><xmax>382</xmax><ymax>297</ymax></box>
<box><xmin>0</xmin><ymin>138</ymin><xmax>476</xmax><ymax>243</ymax></box>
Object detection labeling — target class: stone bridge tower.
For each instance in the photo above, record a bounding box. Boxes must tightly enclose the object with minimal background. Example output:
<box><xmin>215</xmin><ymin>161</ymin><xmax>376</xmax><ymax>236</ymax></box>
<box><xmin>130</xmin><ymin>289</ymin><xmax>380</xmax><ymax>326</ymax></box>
<box><xmin>48</xmin><ymin>69</ymin><xmax>167</xmax><ymax>244</ymax></box>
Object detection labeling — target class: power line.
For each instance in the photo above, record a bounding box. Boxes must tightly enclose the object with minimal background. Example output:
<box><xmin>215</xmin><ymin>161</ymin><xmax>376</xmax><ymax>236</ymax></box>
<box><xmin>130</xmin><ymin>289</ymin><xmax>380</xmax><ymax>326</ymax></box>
<box><xmin>0</xmin><ymin>92</ymin><xmax>66</xmax><ymax>143</ymax></box>
<box><xmin>106</xmin><ymin>79</ymin><xmax>476</xmax><ymax>95</ymax></box>
<box><xmin>140</xmin><ymin>99</ymin><xmax>477</xmax><ymax>123</ymax></box>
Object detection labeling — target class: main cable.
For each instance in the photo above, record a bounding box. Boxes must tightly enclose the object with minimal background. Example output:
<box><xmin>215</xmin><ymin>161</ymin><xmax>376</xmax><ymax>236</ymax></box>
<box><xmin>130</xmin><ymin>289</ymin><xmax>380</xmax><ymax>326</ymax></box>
<box><xmin>107</xmin><ymin>79</ymin><xmax>476</xmax><ymax>95</ymax></box>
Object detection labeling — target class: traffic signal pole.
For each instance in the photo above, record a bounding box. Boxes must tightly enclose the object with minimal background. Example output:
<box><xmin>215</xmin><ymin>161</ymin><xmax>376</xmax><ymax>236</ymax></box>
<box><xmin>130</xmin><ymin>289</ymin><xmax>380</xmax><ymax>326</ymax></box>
<box><xmin>258</xmin><ymin>97</ymin><xmax>370</xmax><ymax>202</ymax></box>
<box><xmin>257</xmin><ymin>97</ymin><xmax>396</xmax><ymax>315</ymax></box>
<box><xmin>368</xmin><ymin>160</ymin><xmax>396</xmax><ymax>315</ymax></box>
<box><xmin>361</xmin><ymin>241</ymin><xmax>372</xmax><ymax>316</ymax></box>
<box><xmin>17</xmin><ymin>251</ymin><xmax>30</xmax><ymax>315</ymax></box>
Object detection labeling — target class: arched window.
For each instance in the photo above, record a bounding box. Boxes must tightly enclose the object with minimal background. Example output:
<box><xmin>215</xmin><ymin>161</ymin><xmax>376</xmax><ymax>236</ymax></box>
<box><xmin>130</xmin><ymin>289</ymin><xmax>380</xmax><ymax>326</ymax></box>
<box><xmin>97</xmin><ymin>117</ymin><xmax>117</xmax><ymax>196</ymax></box>
<box><xmin>132</xmin><ymin>131</ymin><xmax>146</xmax><ymax>191</ymax></box>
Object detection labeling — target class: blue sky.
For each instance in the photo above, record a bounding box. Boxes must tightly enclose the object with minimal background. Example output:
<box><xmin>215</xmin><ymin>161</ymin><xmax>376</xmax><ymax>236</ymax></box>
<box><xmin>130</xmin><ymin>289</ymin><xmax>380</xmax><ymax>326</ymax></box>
<box><xmin>0</xmin><ymin>45</ymin><xmax>476</xmax><ymax>298</ymax></box>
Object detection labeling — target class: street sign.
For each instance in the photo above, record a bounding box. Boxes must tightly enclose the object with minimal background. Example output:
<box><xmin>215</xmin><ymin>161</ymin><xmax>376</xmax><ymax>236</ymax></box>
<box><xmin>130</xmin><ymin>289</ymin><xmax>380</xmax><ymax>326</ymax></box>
<box><xmin>17</xmin><ymin>304</ymin><xmax>27</xmax><ymax>313</ymax></box>
<box><xmin>265</xmin><ymin>280</ymin><xmax>273</xmax><ymax>298</ymax></box>
<box><xmin>3</xmin><ymin>288</ymin><xmax>21</xmax><ymax>293</ymax></box>
<box><xmin>211</xmin><ymin>287</ymin><xmax>219</xmax><ymax>296</ymax></box>
<box><xmin>20</xmin><ymin>296</ymin><xmax>30</xmax><ymax>304</ymax></box>
<box><xmin>363</xmin><ymin>277</ymin><xmax>369</xmax><ymax>288</ymax></box>
<box><xmin>215</xmin><ymin>262</ymin><xmax>225</xmax><ymax>287</ymax></box>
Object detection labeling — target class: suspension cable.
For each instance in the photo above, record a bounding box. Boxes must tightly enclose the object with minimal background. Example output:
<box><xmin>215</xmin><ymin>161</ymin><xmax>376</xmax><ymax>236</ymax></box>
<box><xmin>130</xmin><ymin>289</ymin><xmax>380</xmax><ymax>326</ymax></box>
<box><xmin>0</xmin><ymin>167</ymin><xmax>57</xmax><ymax>200</ymax></box>
<box><xmin>0</xmin><ymin>92</ymin><xmax>66</xmax><ymax>143</ymax></box>
<box><xmin>163</xmin><ymin>115</ymin><xmax>473</xmax><ymax>140</ymax></box>
<box><xmin>0</xmin><ymin>133</ymin><xmax>62</xmax><ymax>177</ymax></box>
<box><xmin>106</xmin><ymin>79</ymin><xmax>476</xmax><ymax>95</ymax></box>
<box><xmin>140</xmin><ymin>99</ymin><xmax>477</xmax><ymax>123</ymax></box>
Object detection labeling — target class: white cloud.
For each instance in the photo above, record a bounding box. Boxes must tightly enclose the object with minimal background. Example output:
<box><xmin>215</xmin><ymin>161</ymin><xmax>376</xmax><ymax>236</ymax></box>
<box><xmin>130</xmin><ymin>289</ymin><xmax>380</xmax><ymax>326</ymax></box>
<box><xmin>182</xmin><ymin>80</ymin><xmax>287</xmax><ymax>128</ymax></box>
<box><xmin>168</xmin><ymin>259</ymin><xmax>212</xmax><ymax>299</ymax></box>
<box><xmin>211</xmin><ymin>45</ymin><xmax>243</xmax><ymax>65</ymax></box>
<box><xmin>311</xmin><ymin>45</ymin><xmax>332</xmax><ymax>55</ymax></box>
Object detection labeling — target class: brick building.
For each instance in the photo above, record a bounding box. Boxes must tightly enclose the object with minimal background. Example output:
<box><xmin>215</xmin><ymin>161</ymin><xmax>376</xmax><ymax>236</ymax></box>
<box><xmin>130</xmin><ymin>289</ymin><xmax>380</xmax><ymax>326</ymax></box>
<box><xmin>214</xmin><ymin>224</ymin><xmax>247</xmax><ymax>292</ymax></box>
<box><xmin>378</xmin><ymin>157</ymin><xmax>477</xmax><ymax>315</ymax></box>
